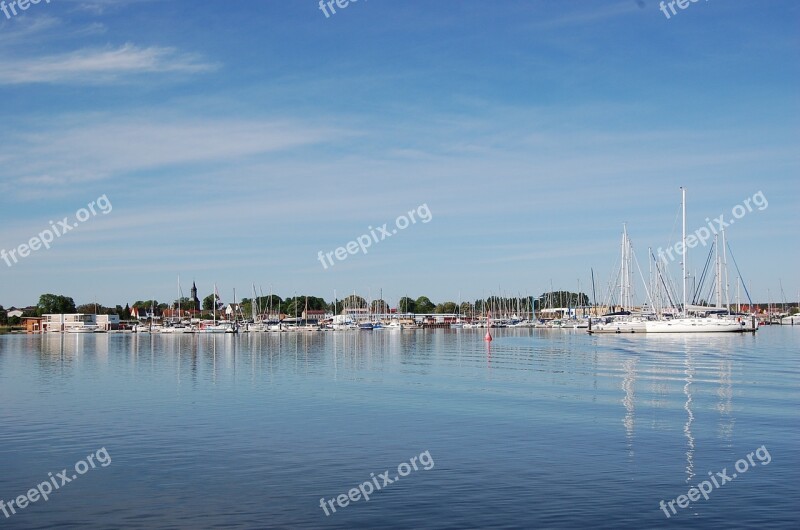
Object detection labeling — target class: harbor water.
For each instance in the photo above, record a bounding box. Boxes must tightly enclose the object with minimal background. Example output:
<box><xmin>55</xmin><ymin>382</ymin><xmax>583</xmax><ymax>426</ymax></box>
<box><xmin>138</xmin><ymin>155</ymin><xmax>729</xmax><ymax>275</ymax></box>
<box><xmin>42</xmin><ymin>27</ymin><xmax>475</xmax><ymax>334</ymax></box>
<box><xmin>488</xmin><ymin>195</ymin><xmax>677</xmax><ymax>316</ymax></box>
<box><xmin>1</xmin><ymin>328</ymin><xmax>798</xmax><ymax>528</ymax></box>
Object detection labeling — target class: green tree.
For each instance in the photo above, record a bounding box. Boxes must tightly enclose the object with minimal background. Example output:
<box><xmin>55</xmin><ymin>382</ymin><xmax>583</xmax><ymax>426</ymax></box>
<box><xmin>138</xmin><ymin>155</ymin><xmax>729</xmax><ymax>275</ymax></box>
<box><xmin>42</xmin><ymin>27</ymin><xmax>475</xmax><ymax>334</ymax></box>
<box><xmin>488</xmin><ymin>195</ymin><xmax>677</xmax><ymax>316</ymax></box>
<box><xmin>37</xmin><ymin>294</ymin><xmax>77</xmax><ymax>315</ymax></box>
<box><xmin>283</xmin><ymin>296</ymin><xmax>328</xmax><ymax>316</ymax></box>
<box><xmin>415</xmin><ymin>296</ymin><xmax>435</xmax><ymax>313</ymax></box>
<box><xmin>259</xmin><ymin>295</ymin><xmax>283</xmax><ymax>313</ymax></box>
<box><xmin>76</xmin><ymin>303</ymin><xmax>108</xmax><ymax>314</ymax></box>
<box><xmin>174</xmin><ymin>297</ymin><xmax>196</xmax><ymax>310</ymax></box>
<box><xmin>474</xmin><ymin>299</ymin><xmax>487</xmax><ymax>313</ymax></box>
<box><xmin>0</xmin><ymin>305</ymin><xmax>7</xmax><ymax>325</ymax></box>
<box><xmin>341</xmin><ymin>295</ymin><xmax>367</xmax><ymax>310</ymax></box>
<box><xmin>371</xmin><ymin>299</ymin><xmax>389</xmax><ymax>313</ymax></box>
<box><xmin>240</xmin><ymin>298</ymin><xmax>253</xmax><ymax>319</ymax></box>
<box><xmin>537</xmin><ymin>291</ymin><xmax>588</xmax><ymax>309</ymax></box>
<box><xmin>202</xmin><ymin>294</ymin><xmax>220</xmax><ymax>311</ymax></box>
<box><xmin>435</xmin><ymin>301</ymin><xmax>458</xmax><ymax>314</ymax></box>
<box><xmin>398</xmin><ymin>297</ymin><xmax>416</xmax><ymax>313</ymax></box>
<box><xmin>133</xmin><ymin>300</ymin><xmax>159</xmax><ymax>310</ymax></box>
<box><xmin>241</xmin><ymin>295</ymin><xmax>283</xmax><ymax>316</ymax></box>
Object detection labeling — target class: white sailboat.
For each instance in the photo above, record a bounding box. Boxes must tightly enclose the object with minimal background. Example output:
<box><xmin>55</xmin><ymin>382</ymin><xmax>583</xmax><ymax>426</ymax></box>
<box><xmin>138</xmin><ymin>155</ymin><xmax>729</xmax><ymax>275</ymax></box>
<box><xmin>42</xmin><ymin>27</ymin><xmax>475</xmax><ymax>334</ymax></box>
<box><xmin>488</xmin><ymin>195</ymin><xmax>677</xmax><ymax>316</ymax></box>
<box><xmin>590</xmin><ymin>224</ymin><xmax>650</xmax><ymax>334</ymax></box>
<box><xmin>67</xmin><ymin>325</ymin><xmax>99</xmax><ymax>334</ymax></box>
<box><xmin>200</xmin><ymin>284</ymin><xmax>232</xmax><ymax>333</ymax></box>
<box><xmin>782</xmin><ymin>314</ymin><xmax>800</xmax><ymax>325</ymax></box>
<box><xmin>645</xmin><ymin>188</ymin><xmax>750</xmax><ymax>333</ymax></box>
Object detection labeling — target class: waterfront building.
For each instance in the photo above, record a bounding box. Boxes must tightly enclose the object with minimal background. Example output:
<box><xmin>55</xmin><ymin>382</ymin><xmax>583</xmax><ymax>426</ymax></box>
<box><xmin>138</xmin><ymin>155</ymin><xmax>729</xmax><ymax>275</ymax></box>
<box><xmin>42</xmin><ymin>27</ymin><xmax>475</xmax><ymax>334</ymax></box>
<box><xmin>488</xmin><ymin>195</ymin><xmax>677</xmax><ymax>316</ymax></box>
<box><xmin>42</xmin><ymin>314</ymin><xmax>120</xmax><ymax>332</ymax></box>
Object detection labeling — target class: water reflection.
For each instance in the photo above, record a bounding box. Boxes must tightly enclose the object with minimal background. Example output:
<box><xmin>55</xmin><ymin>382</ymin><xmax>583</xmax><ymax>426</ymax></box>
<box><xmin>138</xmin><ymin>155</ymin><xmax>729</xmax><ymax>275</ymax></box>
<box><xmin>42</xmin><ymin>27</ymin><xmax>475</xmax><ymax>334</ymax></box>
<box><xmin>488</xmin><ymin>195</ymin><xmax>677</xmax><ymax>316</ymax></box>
<box><xmin>6</xmin><ymin>329</ymin><xmax>753</xmax><ymax>493</ymax></box>
<box><xmin>716</xmin><ymin>358</ymin><xmax>735</xmax><ymax>445</ymax></box>
<box><xmin>683</xmin><ymin>350</ymin><xmax>695</xmax><ymax>484</ymax></box>
<box><xmin>621</xmin><ymin>356</ymin><xmax>637</xmax><ymax>457</ymax></box>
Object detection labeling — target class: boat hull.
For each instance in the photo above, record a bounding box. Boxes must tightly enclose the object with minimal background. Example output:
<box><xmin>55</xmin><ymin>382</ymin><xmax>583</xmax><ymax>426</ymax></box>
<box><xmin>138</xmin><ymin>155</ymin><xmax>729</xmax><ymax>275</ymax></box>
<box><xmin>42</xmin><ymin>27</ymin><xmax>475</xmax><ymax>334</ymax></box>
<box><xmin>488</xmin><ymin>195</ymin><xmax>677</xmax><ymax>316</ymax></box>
<box><xmin>590</xmin><ymin>320</ymin><xmax>647</xmax><ymax>334</ymax></box>
<box><xmin>645</xmin><ymin>318</ymin><xmax>746</xmax><ymax>333</ymax></box>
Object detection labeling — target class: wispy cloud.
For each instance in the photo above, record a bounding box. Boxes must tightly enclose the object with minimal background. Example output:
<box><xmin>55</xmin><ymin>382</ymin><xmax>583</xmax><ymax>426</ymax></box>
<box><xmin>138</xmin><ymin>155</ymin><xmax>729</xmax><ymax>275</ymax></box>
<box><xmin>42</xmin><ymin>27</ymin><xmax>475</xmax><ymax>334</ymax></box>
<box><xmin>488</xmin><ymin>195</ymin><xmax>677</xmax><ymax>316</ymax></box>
<box><xmin>0</xmin><ymin>114</ymin><xmax>345</xmax><ymax>198</ymax></box>
<box><xmin>528</xmin><ymin>1</ymin><xmax>644</xmax><ymax>30</ymax></box>
<box><xmin>64</xmin><ymin>0</ymin><xmax>165</xmax><ymax>16</ymax></box>
<box><xmin>0</xmin><ymin>43</ymin><xmax>217</xmax><ymax>84</ymax></box>
<box><xmin>0</xmin><ymin>14</ymin><xmax>60</xmax><ymax>44</ymax></box>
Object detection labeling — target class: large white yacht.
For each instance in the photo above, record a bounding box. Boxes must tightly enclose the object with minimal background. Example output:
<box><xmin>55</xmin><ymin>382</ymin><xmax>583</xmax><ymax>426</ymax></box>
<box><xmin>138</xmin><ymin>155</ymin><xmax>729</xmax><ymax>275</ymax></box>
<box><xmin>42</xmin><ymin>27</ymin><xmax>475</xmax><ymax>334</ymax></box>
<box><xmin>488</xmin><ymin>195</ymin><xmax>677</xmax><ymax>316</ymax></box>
<box><xmin>645</xmin><ymin>188</ymin><xmax>755</xmax><ymax>334</ymax></box>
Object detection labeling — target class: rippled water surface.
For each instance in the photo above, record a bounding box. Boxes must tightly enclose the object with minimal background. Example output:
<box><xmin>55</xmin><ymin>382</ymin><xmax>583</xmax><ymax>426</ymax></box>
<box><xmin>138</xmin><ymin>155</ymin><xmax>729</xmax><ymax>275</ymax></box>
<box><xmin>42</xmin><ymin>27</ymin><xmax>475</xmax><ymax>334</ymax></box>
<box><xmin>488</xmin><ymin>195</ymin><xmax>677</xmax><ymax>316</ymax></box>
<box><xmin>1</xmin><ymin>328</ymin><xmax>798</xmax><ymax>529</ymax></box>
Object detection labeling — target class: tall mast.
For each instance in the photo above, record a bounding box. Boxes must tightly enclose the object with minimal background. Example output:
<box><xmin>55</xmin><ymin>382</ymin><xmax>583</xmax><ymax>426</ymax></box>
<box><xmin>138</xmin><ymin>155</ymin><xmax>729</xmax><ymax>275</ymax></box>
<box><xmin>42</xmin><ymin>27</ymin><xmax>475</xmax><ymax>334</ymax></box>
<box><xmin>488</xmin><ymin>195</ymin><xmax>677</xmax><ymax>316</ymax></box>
<box><xmin>681</xmin><ymin>187</ymin><xmax>687</xmax><ymax>317</ymax></box>
<box><xmin>722</xmin><ymin>228</ymin><xmax>730</xmax><ymax>312</ymax></box>
<box><xmin>647</xmin><ymin>247</ymin><xmax>653</xmax><ymax>313</ymax></box>
<box><xmin>621</xmin><ymin>224</ymin><xmax>626</xmax><ymax>311</ymax></box>
<box><xmin>736</xmin><ymin>276</ymin><xmax>741</xmax><ymax>313</ymax></box>
<box><xmin>252</xmin><ymin>284</ymin><xmax>258</xmax><ymax>321</ymax></box>
<box><xmin>715</xmin><ymin>235</ymin><xmax>721</xmax><ymax>308</ymax></box>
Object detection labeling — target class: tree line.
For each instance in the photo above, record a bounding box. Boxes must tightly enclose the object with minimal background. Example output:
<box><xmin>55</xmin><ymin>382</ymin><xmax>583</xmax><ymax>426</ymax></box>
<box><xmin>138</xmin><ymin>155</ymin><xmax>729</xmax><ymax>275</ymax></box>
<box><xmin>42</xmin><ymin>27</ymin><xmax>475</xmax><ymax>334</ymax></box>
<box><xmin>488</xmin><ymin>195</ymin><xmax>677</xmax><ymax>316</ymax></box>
<box><xmin>0</xmin><ymin>291</ymin><xmax>591</xmax><ymax>325</ymax></box>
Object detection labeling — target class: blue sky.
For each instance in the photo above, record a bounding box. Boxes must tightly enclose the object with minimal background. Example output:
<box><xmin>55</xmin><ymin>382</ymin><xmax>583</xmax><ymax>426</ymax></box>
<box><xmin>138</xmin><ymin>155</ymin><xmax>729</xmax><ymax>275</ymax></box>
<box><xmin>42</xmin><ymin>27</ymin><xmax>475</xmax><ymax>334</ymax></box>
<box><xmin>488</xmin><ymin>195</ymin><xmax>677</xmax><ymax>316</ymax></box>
<box><xmin>0</xmin><ymin>0</ymin><xmax>797</xmax><ymax>308</ymax></box>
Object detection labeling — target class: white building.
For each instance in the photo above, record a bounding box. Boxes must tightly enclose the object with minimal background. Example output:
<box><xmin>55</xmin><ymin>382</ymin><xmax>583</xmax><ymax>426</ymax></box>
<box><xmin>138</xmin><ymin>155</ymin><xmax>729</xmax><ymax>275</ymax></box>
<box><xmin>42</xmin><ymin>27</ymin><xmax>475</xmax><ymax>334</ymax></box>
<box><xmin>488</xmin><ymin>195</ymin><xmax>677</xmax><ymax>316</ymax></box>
<box><xmin>42</xmin><ymin>314</ymin><xmax>120</xmax><ymax>332</ymax></box>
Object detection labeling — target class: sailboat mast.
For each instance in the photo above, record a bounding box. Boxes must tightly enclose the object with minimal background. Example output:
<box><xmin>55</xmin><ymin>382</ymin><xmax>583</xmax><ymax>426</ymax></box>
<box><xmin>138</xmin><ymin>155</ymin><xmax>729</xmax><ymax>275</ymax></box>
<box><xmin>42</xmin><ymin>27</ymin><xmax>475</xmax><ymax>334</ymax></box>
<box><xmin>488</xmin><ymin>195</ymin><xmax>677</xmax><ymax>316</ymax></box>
<box><xmin>715</xmin><ymin>235</ymin><xmax>722</xmax><ymax>308</ymax></box>
<box><xmin>620</xmin><ymin>224</ymin><xmax>626</xmax><ymax>311</ymax></box>
<box><xmin>736</xmin><ymin>276</ymin><xmax>741</xmax><ymax>313</ymax></box>
<box><xmin>681</xmin><ymin>187</ymin><xmax>687</xmax><ymax>317</ymax></box>
<box><xmin>722</xmin><ymin>228</ymin><xmax>730</xmax><ymax>312</ymax></box>
<box><xmin>252</xmin><ymin>284</ymin><xmax>258</xmax><ymax>322</ymax></box>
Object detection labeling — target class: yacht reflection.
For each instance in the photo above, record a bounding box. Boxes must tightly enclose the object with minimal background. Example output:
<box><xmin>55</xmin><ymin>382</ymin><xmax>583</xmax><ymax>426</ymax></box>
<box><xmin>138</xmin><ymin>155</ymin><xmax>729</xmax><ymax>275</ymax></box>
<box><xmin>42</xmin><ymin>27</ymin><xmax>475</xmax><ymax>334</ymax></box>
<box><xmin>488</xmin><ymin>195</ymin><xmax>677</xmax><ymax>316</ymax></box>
<box><xmin>621</xmin><ymin>356</ymin><xmax>637</xmax><ymax>457</ymax></box>
<box><xmin>716</xmin><ymin>358</ymin><xmax>734</xmax><ymax>444</ymax></box>
<box><xmin>618</xmin><ymin>335</ymin><xmax>737</xmax><ymax>484</ymax></box>
<box><xmin>683</xmin><ymin>351</ymin><xmax>695</xmax><ymax>484</ymax></box>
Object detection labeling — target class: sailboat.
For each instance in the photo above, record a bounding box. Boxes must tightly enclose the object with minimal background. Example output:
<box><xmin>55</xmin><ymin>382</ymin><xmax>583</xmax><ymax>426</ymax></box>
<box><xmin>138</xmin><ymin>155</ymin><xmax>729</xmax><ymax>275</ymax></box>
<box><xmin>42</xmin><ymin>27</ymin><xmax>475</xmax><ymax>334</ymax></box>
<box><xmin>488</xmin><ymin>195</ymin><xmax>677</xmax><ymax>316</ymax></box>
<box><xmin>161</xmin><ymin>275</ymin><xmax>194</xmax><ymax>333</ymax></box>
<box><xmin>589</xmin><ymin>225</ymin><xmax>650</xmax><ymax>334</ymax></box>
<box><xmin>200</xmin><ymin>284</ymin><xmax>232</xmax><ymax>333</ymax></box>
<box><xmin>780</xmin><ymin>290</ymin><xmax>799</xmax><ymax>325</ymax></box>
<box><xmin>645</xmin><ymin>188</ymin><xmax>751</xmax><ymax>333</ymax></box>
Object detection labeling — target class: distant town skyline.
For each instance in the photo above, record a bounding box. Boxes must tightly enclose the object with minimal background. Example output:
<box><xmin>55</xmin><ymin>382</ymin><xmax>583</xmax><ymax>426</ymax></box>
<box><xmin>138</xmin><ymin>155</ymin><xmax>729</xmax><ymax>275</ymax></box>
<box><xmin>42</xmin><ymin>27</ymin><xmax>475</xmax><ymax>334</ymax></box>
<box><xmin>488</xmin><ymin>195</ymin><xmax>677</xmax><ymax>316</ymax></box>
<box><xmin>1</xmin><ymin>0</ymin><xmax>798</xmax><ymax>308</ymax></box>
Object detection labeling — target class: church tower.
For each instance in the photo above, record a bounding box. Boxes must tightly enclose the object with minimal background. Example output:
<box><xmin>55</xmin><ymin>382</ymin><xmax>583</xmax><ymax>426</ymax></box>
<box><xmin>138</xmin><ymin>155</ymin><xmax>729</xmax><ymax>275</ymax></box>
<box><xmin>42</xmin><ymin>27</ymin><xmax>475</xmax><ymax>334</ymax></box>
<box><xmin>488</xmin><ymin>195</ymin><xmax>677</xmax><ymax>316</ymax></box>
<box><xmin>191</xmin><ymin>281</ymin><xmax>200</xmax><ymax>310</ymax></box>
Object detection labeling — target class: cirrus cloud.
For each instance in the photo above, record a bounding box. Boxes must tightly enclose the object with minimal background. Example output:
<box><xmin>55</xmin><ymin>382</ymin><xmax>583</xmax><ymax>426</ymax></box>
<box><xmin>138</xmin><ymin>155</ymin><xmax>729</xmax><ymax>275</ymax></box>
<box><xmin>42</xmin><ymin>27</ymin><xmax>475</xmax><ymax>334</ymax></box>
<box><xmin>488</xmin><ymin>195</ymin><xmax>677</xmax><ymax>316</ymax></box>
<box><xmin>0</xmin><ymin>43</ymin><xmax>217</xmax><ymax>84</ymax></box>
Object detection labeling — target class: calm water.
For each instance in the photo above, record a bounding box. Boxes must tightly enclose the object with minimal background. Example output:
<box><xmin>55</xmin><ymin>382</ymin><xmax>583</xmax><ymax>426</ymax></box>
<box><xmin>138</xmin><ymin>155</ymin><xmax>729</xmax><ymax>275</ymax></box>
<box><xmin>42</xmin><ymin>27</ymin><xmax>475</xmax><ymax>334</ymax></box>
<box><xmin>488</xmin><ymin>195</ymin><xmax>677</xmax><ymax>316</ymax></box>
<box><xmin>1</xmin><ymin>328</ymin><xmax>798</xmax><ymax>529</ymax></box>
